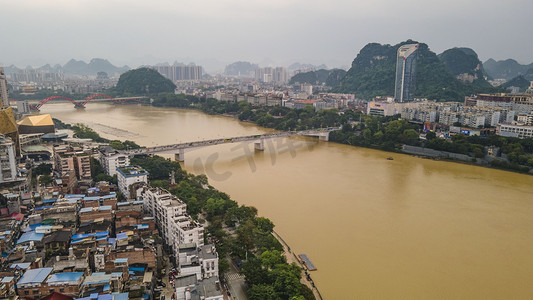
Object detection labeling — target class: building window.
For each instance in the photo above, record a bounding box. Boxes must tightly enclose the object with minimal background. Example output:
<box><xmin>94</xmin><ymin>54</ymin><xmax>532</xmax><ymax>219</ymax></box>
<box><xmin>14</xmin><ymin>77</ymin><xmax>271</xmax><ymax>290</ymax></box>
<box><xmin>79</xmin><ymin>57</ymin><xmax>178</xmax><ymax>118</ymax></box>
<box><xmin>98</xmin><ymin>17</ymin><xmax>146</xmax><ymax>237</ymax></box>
<box><xmin>24</xmin><ymin>291</ymin><xmax>29</xmax><ymax>295</ymax></box>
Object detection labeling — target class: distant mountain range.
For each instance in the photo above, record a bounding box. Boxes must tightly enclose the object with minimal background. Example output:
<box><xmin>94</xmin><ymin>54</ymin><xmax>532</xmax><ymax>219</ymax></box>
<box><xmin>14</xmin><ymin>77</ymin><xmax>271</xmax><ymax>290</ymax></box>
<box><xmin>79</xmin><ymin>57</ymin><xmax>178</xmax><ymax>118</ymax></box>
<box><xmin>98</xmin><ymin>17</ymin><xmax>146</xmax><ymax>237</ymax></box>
<box><xmin>223</xmin><ymin>61</ymin><xmax>259</xmax><ymax>76</ymax></box>
<box><xmin>4</xmin><ymin>58</ymin><xmax>130</xmax><ymax>77</ymax></box>
<box><xmin>483</xmin><ymin>59</ymin><xmax>533</xmax><ymax>81</ymax></box>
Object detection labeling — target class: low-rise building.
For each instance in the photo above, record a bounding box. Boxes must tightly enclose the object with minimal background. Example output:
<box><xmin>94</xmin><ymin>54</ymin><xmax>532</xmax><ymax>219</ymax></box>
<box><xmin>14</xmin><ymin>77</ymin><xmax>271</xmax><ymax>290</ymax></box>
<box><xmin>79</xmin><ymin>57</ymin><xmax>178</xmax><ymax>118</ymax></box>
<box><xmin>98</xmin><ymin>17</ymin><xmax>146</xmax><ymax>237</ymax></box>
<box><xmin>46</xmin><ymin>272</ymin><xmax>85</xmax><ymax>297</ymax></box>
<box><xmin>16</xmin><ymin>267</ymin><xmax>53</xmax><ymax>298</ymax></box>
<box><xmin>497</xmin><ymin>123</ymin><xmax>533</xmax><ymax>138</ymax></box>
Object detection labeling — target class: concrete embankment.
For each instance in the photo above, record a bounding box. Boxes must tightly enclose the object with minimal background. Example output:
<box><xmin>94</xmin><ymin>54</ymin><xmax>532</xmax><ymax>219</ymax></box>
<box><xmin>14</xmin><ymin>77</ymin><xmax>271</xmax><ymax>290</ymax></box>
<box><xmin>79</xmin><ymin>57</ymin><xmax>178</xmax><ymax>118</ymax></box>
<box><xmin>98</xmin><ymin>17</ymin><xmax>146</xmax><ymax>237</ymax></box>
<box><xmin>272</xmin><ymin>231</ymin><xmax>324</xmax><ymax>300</ymax></box>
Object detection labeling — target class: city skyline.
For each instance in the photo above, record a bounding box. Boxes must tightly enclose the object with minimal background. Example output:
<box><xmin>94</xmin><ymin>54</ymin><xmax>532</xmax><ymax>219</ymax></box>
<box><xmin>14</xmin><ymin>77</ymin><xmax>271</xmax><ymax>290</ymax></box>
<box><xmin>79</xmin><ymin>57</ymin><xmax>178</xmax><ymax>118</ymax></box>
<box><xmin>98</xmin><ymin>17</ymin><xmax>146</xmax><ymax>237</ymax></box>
<box><xmin>2</xmin><ymin>0</ymin><xmax>533</xmax><ymax>73</ymax></box>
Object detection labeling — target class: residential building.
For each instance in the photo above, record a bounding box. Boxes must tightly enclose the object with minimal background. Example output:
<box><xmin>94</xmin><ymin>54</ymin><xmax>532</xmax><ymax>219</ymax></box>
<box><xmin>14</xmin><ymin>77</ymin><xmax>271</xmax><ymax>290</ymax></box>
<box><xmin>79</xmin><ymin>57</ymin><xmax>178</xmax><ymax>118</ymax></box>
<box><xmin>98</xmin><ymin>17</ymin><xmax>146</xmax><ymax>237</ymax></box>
<box><xmin>16</xmin><ymin>267</ymin><xmax>53</xmax><ymax>298</ymax></box>
<box><xmin>152</xmin><ymin>65</ymin><xmax>203</xmax><ymax>81</ymax></box>
<box><xmin>45</xmin><ymin>272</ymin><xmax>85</xmax><ymax>297</ymax></box>
<box><xmin>53</xmin><ymin>145</ymin><xmax>92</xmax><ymax>182</ymax></box>
<box><xmin>497</xmin><ymin>123</ymin><xmax>533</xmax><ymax>138</ymax></box>
<box><xmin>174</xmin><ymin>275</ymin><xmax>223</xmax><ymax>300</ymax></box>
<box><xmin>394</xmin><ymin>44</ymin><xmax>419</xmax><ymax>102</ymax></box>
<box><xmin>116</xmin><ymin>166</ymin><xmax>148</xmax><ymax>199</ymax></box>
<box><xmin>0</xmin><ymin>134</ymin><xmax>18</xmax><ymax>184</ymax></box>
<box><xmin>137</xmin><ymin>187</ymin><xmax>204</xmax><ymax>263</ymax></box>
<box><xmin>99</xmin><ymin>146</ymin><xmax>130</xmax><ymax>176</ymax></box>
<box><xmin>255</xmin><ymin>67</ymin><xmax>288</xmax><ymax>84</ymax></box>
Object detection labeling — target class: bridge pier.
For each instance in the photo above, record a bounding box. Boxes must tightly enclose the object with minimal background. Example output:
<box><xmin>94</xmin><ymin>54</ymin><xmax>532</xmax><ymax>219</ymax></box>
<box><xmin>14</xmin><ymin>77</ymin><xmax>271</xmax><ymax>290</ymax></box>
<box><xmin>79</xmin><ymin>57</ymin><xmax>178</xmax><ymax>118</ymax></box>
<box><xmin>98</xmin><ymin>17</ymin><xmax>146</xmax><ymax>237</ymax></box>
<box><xmin>319</xmin><ymin>133</ymin><xmax>329</xmax><ymax>142</ymax></box>
<box><xmin>254</xmin><ymin>139</ymin><xmax>265</xmax><ymax>151</ymax></box>
<box><xmin>174</xmin><ymin>149</ymin><xmax>185</xmax><ymax>162</ymax></box>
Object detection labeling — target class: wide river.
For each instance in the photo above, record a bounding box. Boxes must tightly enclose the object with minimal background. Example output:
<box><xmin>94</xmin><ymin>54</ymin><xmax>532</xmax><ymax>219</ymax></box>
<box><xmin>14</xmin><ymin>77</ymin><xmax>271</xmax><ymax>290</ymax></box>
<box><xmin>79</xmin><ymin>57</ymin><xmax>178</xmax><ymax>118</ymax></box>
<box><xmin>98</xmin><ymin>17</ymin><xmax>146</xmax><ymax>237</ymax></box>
<box><xmin>42</xmin><ymin>103</ymin><xmax>533</xmax><ymax>299</ymax></box>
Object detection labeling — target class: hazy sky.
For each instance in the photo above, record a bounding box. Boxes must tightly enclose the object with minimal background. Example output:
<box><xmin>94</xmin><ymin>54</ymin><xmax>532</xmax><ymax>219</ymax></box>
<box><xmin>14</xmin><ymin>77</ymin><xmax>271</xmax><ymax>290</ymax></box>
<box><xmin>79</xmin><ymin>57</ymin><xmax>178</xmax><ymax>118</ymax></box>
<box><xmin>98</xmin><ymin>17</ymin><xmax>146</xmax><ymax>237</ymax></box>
<box><xmin>2</xmin><ymin>0</ymin><xmax>533</xmax><ymax>72</ymax></box>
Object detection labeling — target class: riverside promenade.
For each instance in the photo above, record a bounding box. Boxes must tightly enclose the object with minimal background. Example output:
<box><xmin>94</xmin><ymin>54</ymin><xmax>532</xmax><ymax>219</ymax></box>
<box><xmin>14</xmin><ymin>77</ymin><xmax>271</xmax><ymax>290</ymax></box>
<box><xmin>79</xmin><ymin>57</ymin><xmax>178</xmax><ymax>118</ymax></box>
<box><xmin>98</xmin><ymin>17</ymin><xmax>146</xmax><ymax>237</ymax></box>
<box><xmin>272</xmin><ymin>231</ymin><xmax>324</xmax><ymax>300</ymax></box>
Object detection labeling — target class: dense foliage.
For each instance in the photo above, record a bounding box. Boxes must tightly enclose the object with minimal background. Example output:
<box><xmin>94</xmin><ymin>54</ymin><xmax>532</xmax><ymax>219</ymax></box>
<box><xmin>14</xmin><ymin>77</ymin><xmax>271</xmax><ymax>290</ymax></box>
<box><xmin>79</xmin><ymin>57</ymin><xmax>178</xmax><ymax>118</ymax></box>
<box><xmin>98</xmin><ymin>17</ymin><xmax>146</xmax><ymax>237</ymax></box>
<box><xmin>331</xmin><ymin>114</ymin><xmax>533</xmax><ymax>172</ymax></box>
<box><xmin>439</xmin><ymin>48</ymin><xmax>486</xmax><ymax>78</ymax></box>
<box><xmin>335</xmin><ymin>41</ymin><xmax>501</xmax><ymax>101</ymax></box>
<box><xmin>330</xmin><ymin>114</ymin><xmax>420</xmax><ymax>151</ymax></box>
<box><xmin>113</xmin><ymin>68</ymin><xmax>176</xmax><ymax>95</ymax></box>
<box><xmin>501</xmin><ymin>75</ymin><xmax>531</xmax><ymax>92</ymax></box>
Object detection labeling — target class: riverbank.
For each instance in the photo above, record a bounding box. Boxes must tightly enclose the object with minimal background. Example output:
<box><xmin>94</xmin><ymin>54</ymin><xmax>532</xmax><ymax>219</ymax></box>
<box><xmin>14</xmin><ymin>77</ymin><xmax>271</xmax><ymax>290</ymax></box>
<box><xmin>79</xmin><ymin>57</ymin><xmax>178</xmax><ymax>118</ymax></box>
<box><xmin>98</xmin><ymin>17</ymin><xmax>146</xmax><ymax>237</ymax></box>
<box><xmin>272</xmin><ymin>230</ymin><xmax>323</xmax><ymax>300</ymax></box>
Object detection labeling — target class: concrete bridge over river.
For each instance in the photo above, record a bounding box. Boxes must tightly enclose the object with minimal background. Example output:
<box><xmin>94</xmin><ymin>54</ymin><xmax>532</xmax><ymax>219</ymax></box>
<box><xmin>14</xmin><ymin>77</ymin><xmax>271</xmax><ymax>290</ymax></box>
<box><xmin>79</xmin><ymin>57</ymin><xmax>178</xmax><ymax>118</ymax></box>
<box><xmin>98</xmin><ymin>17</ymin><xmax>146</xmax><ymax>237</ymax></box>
<box><xmin>122</xmin><ymin>128</ymin><xmax>338</xmax><ymax>162</ymax></box>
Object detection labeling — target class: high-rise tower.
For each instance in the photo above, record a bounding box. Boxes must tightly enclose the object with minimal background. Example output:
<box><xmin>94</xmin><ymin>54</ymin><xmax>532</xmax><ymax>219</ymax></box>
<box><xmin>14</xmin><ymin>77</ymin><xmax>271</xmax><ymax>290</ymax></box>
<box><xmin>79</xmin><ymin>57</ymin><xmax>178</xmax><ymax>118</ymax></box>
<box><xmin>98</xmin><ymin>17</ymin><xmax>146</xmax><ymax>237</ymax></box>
<box><xmin>394</xmin><ymin>44</ymin><xmax>419</xmax><ymax>102</ymax></box>
<box><xmin>0</xmin><ymin>67</ymin><xmax>20</xmax><ymax>156</ymax></box>
<box><xmin>0</xmin><ymin>67</ymin><xmax>9</xmax><ymax>108</ymax></box>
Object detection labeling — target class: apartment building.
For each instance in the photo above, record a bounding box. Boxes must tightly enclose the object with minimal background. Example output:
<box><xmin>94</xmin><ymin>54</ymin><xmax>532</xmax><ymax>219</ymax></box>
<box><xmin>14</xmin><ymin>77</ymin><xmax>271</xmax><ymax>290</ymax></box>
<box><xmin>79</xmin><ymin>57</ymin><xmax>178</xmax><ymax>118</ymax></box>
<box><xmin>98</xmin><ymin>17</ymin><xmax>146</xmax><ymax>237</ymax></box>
<box><xmin>53</xmin><ymin>145</ymin><xmax>92</xmax><ymax>181</ymax></box>
<box><xmin>116</xmin><ymin>166</ymin><xmax>148</xmax><ymax>199</ymax></box>
<box><xmin>99</xmin><ymin>146</ymin><xmax>130</xmax><ymax>176</ymax></box>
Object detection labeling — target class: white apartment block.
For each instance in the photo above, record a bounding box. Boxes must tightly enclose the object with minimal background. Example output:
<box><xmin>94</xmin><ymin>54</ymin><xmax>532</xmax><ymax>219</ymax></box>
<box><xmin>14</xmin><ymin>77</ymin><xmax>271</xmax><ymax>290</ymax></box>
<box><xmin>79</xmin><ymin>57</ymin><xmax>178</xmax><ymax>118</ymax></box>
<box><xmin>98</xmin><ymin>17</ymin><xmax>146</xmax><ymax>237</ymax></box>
<box><xmin>137</xmin><ymin>186</ymin><xmax>204</xmax><ymax>263</ymax></box>
<box><xmin>117</xmin><ymin>166</ymin><xmax>148</xmax><ymax>199</ymax></box>
<box><xmin>497</xmin><ymin>123</ymin><xmax>533</xmax><ymax>139</ymax></box>
<box><xmin>99</xmin><ymin>146</ymin><xmax>130</xmax><ymax>176</ymax></box>
<box><xmin>178</xmin><ymin>244</ymin><xmax>219</xmax><ymax>280</ymax></box>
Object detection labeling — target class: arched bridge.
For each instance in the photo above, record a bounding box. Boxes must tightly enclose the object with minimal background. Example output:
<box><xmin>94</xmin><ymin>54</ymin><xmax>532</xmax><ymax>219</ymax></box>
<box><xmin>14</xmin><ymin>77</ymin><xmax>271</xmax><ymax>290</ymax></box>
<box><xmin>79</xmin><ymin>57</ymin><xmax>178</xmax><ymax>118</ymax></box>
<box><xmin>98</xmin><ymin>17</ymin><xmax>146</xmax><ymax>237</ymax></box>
<box><xmin>122</xmin><ymin>128</ymin><xmax>339</xmax><ymax>162</ymax></box>
<box><xmin>9</xmin><ymin>94</ymin><xmax>147</xmax><ymax>110</ymax></box>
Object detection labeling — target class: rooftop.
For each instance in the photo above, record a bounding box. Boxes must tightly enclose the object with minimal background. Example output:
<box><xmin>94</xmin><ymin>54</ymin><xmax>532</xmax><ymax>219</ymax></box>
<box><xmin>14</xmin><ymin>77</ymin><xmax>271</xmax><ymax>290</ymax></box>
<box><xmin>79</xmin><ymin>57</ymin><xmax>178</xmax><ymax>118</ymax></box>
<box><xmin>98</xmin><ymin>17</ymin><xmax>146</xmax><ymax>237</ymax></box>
<box><xmin>46</xmin><ymin>272</ymin><xmax>84</xmax><ymax>283</ymax></box>
<box><xmin>17</xmin><ymin>267</ymin><xmax>53</xmax><ymax>285</ymax></box>
<box><xmin>17</xmin><ymin>232</ymin><xmax>44</xmax><ymax>244</ymax></box>
<box><xmin>117</xmin><ymin>166</ymin><xmax>148</xmax><ymax>177</ymax></box>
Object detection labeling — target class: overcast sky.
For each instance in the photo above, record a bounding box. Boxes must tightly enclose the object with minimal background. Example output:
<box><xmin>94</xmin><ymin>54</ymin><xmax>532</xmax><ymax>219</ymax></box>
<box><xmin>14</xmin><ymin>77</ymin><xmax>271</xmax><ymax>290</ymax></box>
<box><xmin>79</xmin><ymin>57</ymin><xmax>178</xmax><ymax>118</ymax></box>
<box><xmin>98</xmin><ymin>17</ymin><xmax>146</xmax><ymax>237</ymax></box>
<box><xmin>2</xmin><ymin>0</ymin><xmax>533</xmax><ymax>72</ymax></box>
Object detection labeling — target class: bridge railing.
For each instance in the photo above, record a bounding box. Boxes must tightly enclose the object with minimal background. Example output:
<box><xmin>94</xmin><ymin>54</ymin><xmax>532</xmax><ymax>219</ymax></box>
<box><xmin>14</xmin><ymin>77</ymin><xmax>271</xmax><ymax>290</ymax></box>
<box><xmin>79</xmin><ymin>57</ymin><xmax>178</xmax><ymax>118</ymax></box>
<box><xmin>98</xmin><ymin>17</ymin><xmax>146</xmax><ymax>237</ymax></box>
<box><xmin>124</xmin><ymin>127</ymin><xmax>340</xmax><ymax>156</ymax></box>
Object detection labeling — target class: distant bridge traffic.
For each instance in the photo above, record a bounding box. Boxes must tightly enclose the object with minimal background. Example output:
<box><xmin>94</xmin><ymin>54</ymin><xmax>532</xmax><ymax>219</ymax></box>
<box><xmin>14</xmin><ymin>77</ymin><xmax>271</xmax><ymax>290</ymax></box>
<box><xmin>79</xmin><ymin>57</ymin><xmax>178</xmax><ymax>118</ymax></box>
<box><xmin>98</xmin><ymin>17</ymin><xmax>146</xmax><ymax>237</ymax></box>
<box><xmin>9</xmin><ymin>94</ymin><xmax>147</xmax><ymax>110</ymax></box>
<box><xmin>122</xmin><ymin>128</ymin><xmax>339</xmax><ymax>162</ymax></box>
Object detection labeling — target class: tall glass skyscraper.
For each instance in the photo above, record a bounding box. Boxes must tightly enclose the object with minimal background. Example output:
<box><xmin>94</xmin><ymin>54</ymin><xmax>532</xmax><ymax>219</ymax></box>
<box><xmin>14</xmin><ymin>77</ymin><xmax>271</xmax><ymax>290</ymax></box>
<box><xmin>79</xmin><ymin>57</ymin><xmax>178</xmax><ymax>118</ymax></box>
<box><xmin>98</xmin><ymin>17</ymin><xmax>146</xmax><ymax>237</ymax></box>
<box><xmin>394</xmin><ymin>44</ymin><xmax>419</xmax><ymax>102</ymax></box>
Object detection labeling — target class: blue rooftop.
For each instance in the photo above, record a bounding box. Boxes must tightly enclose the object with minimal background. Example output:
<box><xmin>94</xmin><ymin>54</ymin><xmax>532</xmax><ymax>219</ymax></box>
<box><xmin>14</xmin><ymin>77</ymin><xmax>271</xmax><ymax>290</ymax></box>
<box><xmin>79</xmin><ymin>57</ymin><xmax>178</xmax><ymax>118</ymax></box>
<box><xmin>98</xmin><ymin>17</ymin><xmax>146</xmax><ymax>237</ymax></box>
<box><xmin>79</xmin><ymin>207</ymin><xmax>93</xmax><ymax>213</ymax></box>
<box><xmin>99</xmin><ymin>205</ymin><xmax>112</xmax><ymax>211</ymax></box>
<box><xmin>116</xmin><ymin>232</ymin><xmax>128</xmax><ymax>240</ymax></box>
<box><xmin>84</xmin><ymin>196</ymin><xmax>100</xmax><ymax>201</ymax></box>
<box><xmin>65</xmin><ymin>194</ymin><xmax>85</xmax><ymax>198</ymax></box>
<box><xmin>114</xmin><ymin>258</ymin><xmax>128</xmax><ymax>264</ymax></box>
<box><xmin>11</xmin><ymin>262</ymin><xmax>31</xmax><ymax>270</ymax></box>
<box><xmin>34</xmin><ymin>205</ymin><xmax>53</xmax><ymax>211</ymax></box>
<box><xmin>17</xmin><ymin>268</ymin><xmax>53</xmax><ymax>285</ymax></box>
<box><xmin>46</xmin><ymin>272</ymin><xmax>84</xmax><ymax>283</ymax></box>
<box><xmin>1</xmin><ymin>277</ymin><xmax>14</xmax><ymax>283</ymax></box>
<box><xmin>17</xmin><ymin>232</ymin><xmax>44</xmax><ymax>244</ymax></box>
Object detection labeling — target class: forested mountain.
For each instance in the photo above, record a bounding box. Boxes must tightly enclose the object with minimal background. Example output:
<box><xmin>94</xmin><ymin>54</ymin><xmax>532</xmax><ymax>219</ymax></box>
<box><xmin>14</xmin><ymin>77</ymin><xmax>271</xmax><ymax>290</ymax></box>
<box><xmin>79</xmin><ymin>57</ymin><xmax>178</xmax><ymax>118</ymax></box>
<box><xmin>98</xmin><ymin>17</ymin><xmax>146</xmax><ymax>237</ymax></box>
<box><xmin>112</xmin><ymin>68</ymin><xmax>176</xmax><ymax>95</ymax></box>
<box><xmin>334</xmin><ymin>40</ymin><xmax>500</xmax><ymax>101</ymax></box>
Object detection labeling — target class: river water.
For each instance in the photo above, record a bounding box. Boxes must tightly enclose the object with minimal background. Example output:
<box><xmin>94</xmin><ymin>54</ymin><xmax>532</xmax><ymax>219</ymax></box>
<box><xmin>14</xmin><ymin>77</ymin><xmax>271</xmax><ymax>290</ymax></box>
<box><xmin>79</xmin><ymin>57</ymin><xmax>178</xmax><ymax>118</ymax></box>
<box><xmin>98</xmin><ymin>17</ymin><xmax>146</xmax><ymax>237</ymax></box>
<box><xmin>42</xmin><ymin>103</ymin><xmax>533</xmax><ymax>299</ymax></box>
